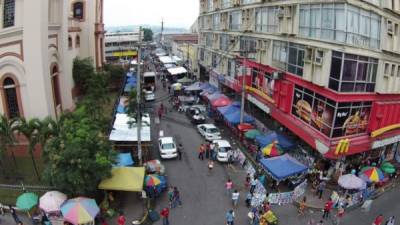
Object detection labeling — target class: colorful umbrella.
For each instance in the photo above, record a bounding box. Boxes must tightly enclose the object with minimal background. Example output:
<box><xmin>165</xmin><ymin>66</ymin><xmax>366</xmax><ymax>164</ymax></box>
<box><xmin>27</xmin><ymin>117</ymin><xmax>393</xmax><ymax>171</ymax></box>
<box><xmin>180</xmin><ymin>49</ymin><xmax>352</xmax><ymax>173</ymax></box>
<box><xmin>338</xmin><ymin>174</ymin><xmax>366</xmax><ymax>190</ymax></box>
<box><xmin>237</xmin><ymin>123</ymin><xmax>254</xmax><ymax>132</ymax></box>
<box><xmin>211</xmin><ymin>96</ymin><xmax>232</xmax><ymax>107</ymax></box>
<box><xmin>381</xmin><ymin>162</ymin><xmax>396</xmax><ymax>174</ymax></box>
<box><xmin>16</xmin><ymin>192</ymin><xmax>38</xmax><ymax>211</ymax></box>
<box><xmin>145</xmin><ymin>175</ymin><xmax>161</xmax><ymax>187</ymax></box>
<box><xmin>262</xmin><ymin>141</ymin><xmax>283</xmax><ymax>157</ymax></box>
<box><xmin>144</xmin><ymin>159</ymin><xmax>165</xmax><ymax>174</ymax></box>
<box><xmin>359</xmin><ymin>166</ymin><xmax>385</xmax><ymax>183</ymax></box>
<box><xmin>61</xmin><ymin>197</ymin><xmax>99</xmax><ymax>225</ymax></box>
<box><xmin>39</xmin><ymin>191</ymin><xmax>67</xmax><ymax>213</ymax></box>
<box><xmin>244</xmin><ymin>129</ymin><xmax>262</xmax><ymax>139</ymax></box>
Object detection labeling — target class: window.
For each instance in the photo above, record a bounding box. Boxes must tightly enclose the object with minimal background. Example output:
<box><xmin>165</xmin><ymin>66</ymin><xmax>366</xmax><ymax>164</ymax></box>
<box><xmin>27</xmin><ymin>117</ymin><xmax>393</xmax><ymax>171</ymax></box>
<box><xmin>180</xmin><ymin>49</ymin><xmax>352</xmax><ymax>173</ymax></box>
<box><xmin>272</xmin><ymin>41</ymin><xmax>305</xmax><ymax>77</ymax></box>
<box><xmin>212</xmin><ymin>53</ymin><xmax>218</xmax><ymax>68</ymax></box>
<box><xmin>2</xmin><ymin>77</ymin><xmax>20</xmax><ymax>118</ymax></box>
<box><xmin>68</xmin><ymin>36</ymin><xmax>73</xmax><ymax>49</ymax></box>
<box><xmin>221</xmin><ymin>0</ymin><xmax>231</xmax><ymax>9</ymax></box>
<box><xmin>219</xmin><ymin>34</ymin><xmax>229</xmax><ymax>51</ymax></box>
<box><xmin>51</xmin><ymin>66</ymin><xmax>62</xmax><ymax>112</ymax></box>
<box><xmin>255</xmin><ymin>7</ymin><xmax>278</xmax><ymax>33</ymax></box>
<box><xmin>200</xmin><ymin>48</ymin><xmax>205</xmax><ymax>61</ymax></box>
<box><xmin>239</xmin><ymin>37</ymin><xmax>256</xmax><ymax>53</ymax></box>
<box><xmin>75</xmin><ymin>35</ymin><xmax>80</xmax><ymax>48</ymax></box>
<box><xmin>205</xmin><ymin>33</ymin><xmax>213</xmax><ymax>46</ymax></box>
<box><xmin>3</xmin><ymin>0</ymin><xmax>15</xmax><ymax>28</ymax></box>
<box><xmin>213</xmin><ymin>14</ymin><xmax>220</xmax><ymax>30</ymax></box>
<box><xmin>299</xmin><ymin>3</ymin><xmax>381</xmax><ymax>49</ymax></box>
<box><xmin>241</xmin><ymin>0</ymin><xmax>256</xmax><ymax>4</ymax></box>
<box><xmin>73</xmin><ymin>2</ymin><xmax>84</xmax><ymax>19</ymax></box>
<box><xmin>207</xmin><ymin>0</ymin><xmax>213</xmax><ymax>11</ymax></box>
<box><xmin>328</xmin><ymin>51</ymin><xmax>378</xmax><ymax>92</ymax></box>
<box><xmin>292</xmin><ymin>85</ymin><xmax>371</xmax><ymax>137</ymax></box>
<box><xmin>229</xmin><ymin>11</ymin><xmax>241</xmax><ymax>30</ymax></box>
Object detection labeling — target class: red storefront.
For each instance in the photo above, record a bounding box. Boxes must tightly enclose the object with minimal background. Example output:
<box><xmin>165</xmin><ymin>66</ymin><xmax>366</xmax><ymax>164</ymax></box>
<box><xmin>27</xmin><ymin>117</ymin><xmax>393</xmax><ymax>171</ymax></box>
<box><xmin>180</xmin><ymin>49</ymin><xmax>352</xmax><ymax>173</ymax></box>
<box><xmin>224</xmin><ymin>59</ymin><xmax>400</xmax><ymax>159</ymax></box>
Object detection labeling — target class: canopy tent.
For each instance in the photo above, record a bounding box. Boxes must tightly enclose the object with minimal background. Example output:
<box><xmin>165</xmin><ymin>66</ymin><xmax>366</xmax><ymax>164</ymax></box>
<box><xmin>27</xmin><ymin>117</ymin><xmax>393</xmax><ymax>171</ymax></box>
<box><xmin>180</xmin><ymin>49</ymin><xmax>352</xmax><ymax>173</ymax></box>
<box><xmin>205</xmin><ymin>92</ymin><xmax>223</xmax><ymax>101</ymax></box>
<box><xmin>211</xmin><ymin>96</ymin><xmax>232</xmax><ymax>107</ymax></box>
<box><xmin>217</xmin><ymin>102</ymin><xmax>241</xmax><ymax>115</ymax></box>
<box><xmin>199</xmin><ymin>82</ymin><xmax>212</xmax><ymax>90</ymax></box>
<box><xmin>177</xmin><ymin>77</ymin><xmax>193</xmax><ymax>84</ymax></box>
<box><xmin>173</xmin><ymin>56</ymin><xmax>182</xmax><ymax>62</ymax></box>
<box><xmin>167</xmin><ymin>67</ymin><xmax>187</xmax><ymax>75</ymax></box>
<box><xmin>223</xmin><ymin>110</ymin><xmax>255</xmax><ymax>125</ymax></box>
<box><xmin>159</xmin><ymin>56</ymin><xmax>175</xmax><ymax>64</ymax></box>
<box><xmin>114</xmin><ymin>153</ymin><xmax>134</xmax><ymax>167</ymax></box>
<box><xmin>255</xmin><ymin>132</ymin><xmax>295</xmax><ymax>150</ymax></box>
<box><xmin>244</xmin><ymin>129</ymin><xmax>262</xmax><ymax>139</ymax></box>
<box><xmin>259</xmin><ymin>154</ymin><xmax>308</xmax><ymax>181</ymax></box>
<box><xmin>109</xmin><ymin>113</ymin><xmax>151</xmax><ymax>142</ymax></box>
<box><xmin>98</xmin><ymin>167</ymin><xmax>145</xmax><ymax>192</ymax></box>
<box><xmin>201</xmin><ymin>85</ymin><xmax>218</xmax><ymax>95</ymax></box>
<box><xmin>185</xmin><ymin>82</ymin><xmax>202</xmax><ymax>91</ymax></box>
<box><xmin>238</xmin><ymin>123</ymin><xmax>255</xmax><ymax>132</ymax></box>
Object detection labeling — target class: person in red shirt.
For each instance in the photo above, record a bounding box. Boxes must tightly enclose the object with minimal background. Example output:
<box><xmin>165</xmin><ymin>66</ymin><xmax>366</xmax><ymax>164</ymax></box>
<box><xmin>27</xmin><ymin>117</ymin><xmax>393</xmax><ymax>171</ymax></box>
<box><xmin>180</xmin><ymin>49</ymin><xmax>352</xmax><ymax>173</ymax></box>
<box><xmin>160</xmin><ymin>207</ymin><xmax>170</xmax><ymax>225</ymax></box>
<box><xmin>373</xmin><ymin>214</ymin><xmax>384</xmax><ymax>225</ymax></box>
<box><xmin>322</xmin><ymin>198</ymin><xmax>334</xmax><ymax>219</ymax></box>
<box><xmin>117</xmin><ymin>212</ymin><xmax>126</xmax><ymax>225</ymax></box>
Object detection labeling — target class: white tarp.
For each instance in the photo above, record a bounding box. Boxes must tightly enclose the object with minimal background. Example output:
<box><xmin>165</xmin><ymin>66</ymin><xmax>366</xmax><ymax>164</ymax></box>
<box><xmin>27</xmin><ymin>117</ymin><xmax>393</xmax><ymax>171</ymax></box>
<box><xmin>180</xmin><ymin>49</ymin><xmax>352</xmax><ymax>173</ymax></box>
<box><xmin>159</xmin><ymin>56</ymin><xmax>175</xmax><ymax>64</ymax></box>
<box><xmin>143</xmin><ymin>72</ymin><xmax>156</xmax><ymax>77</ymax></box>
<box><xmin>109</xmin><ymin>113</ymin><xmax>151</xmax><ymax>142</ymax></box>
<box><xmin>173</xmin><ymin>56</ymin><xmax>182</xmax><ymax>62</ymax></box>
<box><xmin>167</xmin><ymin>67</ymin><xmax>187</xmax><ymax>75</ymax></box>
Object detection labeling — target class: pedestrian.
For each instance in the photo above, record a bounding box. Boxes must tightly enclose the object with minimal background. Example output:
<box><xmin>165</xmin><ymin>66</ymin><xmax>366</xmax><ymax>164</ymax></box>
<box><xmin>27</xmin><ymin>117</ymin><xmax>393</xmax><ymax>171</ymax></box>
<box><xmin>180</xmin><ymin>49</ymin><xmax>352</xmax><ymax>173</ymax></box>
<box><xmin>386</xmin><ymin>216</ymin><xmax>395</xmax><ymax>225</ymax></box>
<box><xmin>0</xmin><ymin>203</ymin><xmax>4</xmax><ymax>216</ymax></box>
<box><xmin>225</xmin><ymin>179</ymin><xmax>233</xmax><ymax>196</ymax></box>
<box><xmin>167</xmin><ymin>85</ymin><xmax>171</xmax><ymax>94</ymax></box>
<box><xmin>298</xmin><ymin>196</ymin><xmax>307</xmax><ymax>216</ymax></box>
<box><xmin>212</xmin><ymin>143</ymin><xmax>218</xmax><ymax>160</ymax></box>
<box><xmin>177</xmin><ymin>144</ymin><xmax>183</xmax><ymax>160</ymax></box>
<box><xmin>251</xmin><ymin>210</ymin><xmax>261</xmax><ymax>225</ymax></box>
<box><xmin>117</xmin><ymin>211</ymin><xmax>126</xmax><ymax>225</ymax></box>
<box><xmin>317</xmin><ymin>180</ymin><xmax>326</xmax><ymax>199</ymax></box>
<box><xmin>173</xmin><ymin>187</ymin><xmax>182</xmax><ymax>207</ymax></box>
<box><xmin>210</xmin><ymin>142</ymin><xmax>215</xmax><ymax>161</ymax></box>
<box><xmin>227</xmin><ymin>150</ymin><xmax>233</xmax><ymax>166</ymax></box>
<box><xmin>167</xmin><ymin>187</ymin><xmax>174</xmax><ymax>208</ymax></box>
<box><xmin>208</xmin><ymin>160</ymin><xmax>214</xmax><ymax>174</ymax></box>
<box><xmin>336</xmin><ymin>205</ymin><xmax>345</xmax><ymax>225</ymax></box>
<box><xmin>250</xmin><ymin>177</ymin><xmax>258</xmax><ymax>194</ymax></box>
<box><xmin>262</xmin><ymin>200</ymin><xmax>271</xmax><ymax>213</ymax></box>
<box><xmin>245</xmin><ymin>173</ymin><xmax>251</xmax><ymax>188</ymax></box>
<box><xmin>231</xmin><ymin>189</ymin><xmax>240</xmax><ymax>207</ymax></box>
<box><xmin>205</xmin><ymin>141</ymin><xmax>210</xmax><ymax>159</ymax></box>
<box><xmin>226</xmin><ymin>209</ymin><xmax>235</xmax><ymax>225</ymax></box>
<box><xmin>316</xmin><ymin>220</ymin><xmax>324</xmax><ymax>225</ymax></box>
<box><xmin>322</xmin><ymin>198</ymin><xmax>333</xmax><ymax>219</ymax></box>
<box><xmin>373</xmin><ymin>214</ymin><xmax>384</xmax><ymax>225</ymax></box>
<box><xmin>9</xmin><ymin>205</ymin><xmax>21</xmax><ymax>225</ymax></box>
<box><xmin>198</xmin><ymin>144</ymin><xmax>205</xmax><ymax>160</ymax></box>
<box><xmin>245</xmin><ymin>192</ymin><xmax>253</xmax><ymax>208</ymax></box>
<box><xmin>160</xmin><ymin>207</ymin><xmax>170</xmax><ymax>225</ymax></box>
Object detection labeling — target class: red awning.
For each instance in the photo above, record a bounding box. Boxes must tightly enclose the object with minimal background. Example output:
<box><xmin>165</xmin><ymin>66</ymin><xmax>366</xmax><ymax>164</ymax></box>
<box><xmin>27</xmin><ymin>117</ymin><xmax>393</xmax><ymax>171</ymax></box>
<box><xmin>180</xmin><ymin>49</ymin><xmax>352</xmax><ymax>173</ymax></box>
<box><xmin>237</xmin><ymin>123</ymin><xmax>254</xmax><ymax>131</ymax></box>
<box><xmin>211</xmin><ymin>96</ymin><xmax>232</xmax><ymax>107</ymax></box>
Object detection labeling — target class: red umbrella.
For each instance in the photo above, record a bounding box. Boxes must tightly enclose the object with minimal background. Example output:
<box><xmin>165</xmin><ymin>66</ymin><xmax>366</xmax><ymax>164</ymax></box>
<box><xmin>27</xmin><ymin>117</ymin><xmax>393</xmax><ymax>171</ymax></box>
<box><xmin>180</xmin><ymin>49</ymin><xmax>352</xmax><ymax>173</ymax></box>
<box><xmin>237</xmin><ymin>123</ymin><xmax>254</xmax><ymax>131</ymax></box>
<box><xmin>211</xmin><ymin>96</ymin><xmax>232</xmax><ymax>107</ymax></box>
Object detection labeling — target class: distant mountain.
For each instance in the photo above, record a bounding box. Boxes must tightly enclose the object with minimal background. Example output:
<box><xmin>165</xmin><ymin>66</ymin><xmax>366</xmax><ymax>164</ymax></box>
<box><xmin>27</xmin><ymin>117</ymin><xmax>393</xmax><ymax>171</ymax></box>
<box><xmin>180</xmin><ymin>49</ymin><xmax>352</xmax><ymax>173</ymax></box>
<box><xmin>105</xmin><ymin>25</ymin><xmax>189</xmax><ymax>34</ymax></box>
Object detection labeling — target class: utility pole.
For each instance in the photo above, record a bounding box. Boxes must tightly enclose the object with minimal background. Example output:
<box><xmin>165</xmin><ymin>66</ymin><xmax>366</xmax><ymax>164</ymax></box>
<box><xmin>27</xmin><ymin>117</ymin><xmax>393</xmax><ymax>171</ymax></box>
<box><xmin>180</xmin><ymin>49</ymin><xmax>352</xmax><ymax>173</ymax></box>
<box><xmin>136</xmin><ymin>26</ymin><xmax>143</xmax><ymax>165</ymax></box>
<box><xmin>161</xmin><ymin>18</ymin><xmax>164</xmax><ymax>44</ymax></box>
<box><xmin>239</xmin><ymin>58</ymin><xmax>246</xmax><ymax>124</ymax></box>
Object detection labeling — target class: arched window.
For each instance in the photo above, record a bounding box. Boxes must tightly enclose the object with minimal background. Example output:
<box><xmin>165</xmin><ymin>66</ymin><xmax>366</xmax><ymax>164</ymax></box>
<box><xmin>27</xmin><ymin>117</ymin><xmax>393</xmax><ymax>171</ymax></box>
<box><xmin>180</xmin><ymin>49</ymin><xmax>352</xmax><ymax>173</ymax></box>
<box><xmin>51</xmin><ymin>66</ymin><xmax>62</xmax><ymax>114</ymax></box>
<box><xmin>3</xmin><ymin>0</ymin><xmax>15</xmax><ymax>28</ymax></box>
<box><xmin>68</xmin><ymin>36</ymin><xmax>73</xmax><ymax>49</ymax></box>
<box><xmin>73</xmin><ymin>2</ymin><xmax>84</xmax><ymax>20</ymax></box>
<box><xmin>75</xmin><ymin>35</ymin><xmax>80</xmax><ymax>48</ymax></box>
<box><xmin>2</xmin><ymin>77</ymin><xmax>20</xmax><ymax>118</ymax></box>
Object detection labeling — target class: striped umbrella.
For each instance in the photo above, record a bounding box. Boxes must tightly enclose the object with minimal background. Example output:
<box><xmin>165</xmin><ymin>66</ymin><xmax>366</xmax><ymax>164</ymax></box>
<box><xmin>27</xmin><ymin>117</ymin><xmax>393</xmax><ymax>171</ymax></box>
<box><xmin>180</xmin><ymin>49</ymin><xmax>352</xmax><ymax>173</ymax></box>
<box><xmin>262</xmin><ymin>141</ymin><xmax>283</xmax><ymax>157</ymax></box>
<box><xmin>61</xmin><ymin>197</ymin><xmax>99</xmax><ymax>225</ymax></box>
<box><xmin>145</xmin><ymin>175</ymin><xmax>162</xmax><ymax>187</ymax></box>
<box><xmin>359</xmin><ymin>166</ymin><xmax>385</xmax><ymax>183</ymax></box>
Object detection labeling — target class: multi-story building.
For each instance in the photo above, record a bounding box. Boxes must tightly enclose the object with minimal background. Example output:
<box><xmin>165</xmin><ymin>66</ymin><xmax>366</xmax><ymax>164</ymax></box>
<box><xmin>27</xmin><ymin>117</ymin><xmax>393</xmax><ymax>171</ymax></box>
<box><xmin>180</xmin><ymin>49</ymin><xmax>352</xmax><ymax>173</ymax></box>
<box><xmin>0</xmin><ymin>0</ymin><xmax>105</xmax><ymax>120</ymax></box>
<box><xmin>105</xmin><ymin>31</ymin><xmax>140</xmax><ymax>63</ymax></box>
<box><xmin>198</xmin><ymin>0</ymin><xmax>400</xmax><ymax>160</ymax></box>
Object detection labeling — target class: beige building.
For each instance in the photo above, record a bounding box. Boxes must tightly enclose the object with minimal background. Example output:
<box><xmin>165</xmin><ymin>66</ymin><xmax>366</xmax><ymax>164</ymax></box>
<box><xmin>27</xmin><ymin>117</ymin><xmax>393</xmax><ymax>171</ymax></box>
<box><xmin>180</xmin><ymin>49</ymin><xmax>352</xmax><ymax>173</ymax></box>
<box><xmin>0</xmin><ymin>0</ymin><xmax>105</xmax><ymax>120</ymax></box>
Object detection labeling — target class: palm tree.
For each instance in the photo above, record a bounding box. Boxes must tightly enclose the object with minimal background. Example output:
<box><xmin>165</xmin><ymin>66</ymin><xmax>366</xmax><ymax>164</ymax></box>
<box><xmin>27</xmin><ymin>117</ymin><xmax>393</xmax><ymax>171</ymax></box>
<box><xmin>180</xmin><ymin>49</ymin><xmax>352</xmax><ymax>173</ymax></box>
<box><xmin>0</xmin><ymin>115</ymin><xmax>18</xmax><ymax>173</ymax></box>
<box><xmin>14</xmin><ymin>118</ymin><xmax>42</xmax><ymax>180</ymax></box>
<box><xmin>38</xmin><ymin>117</ymin><xmax>61</xmax><ymax>152</ymax></box>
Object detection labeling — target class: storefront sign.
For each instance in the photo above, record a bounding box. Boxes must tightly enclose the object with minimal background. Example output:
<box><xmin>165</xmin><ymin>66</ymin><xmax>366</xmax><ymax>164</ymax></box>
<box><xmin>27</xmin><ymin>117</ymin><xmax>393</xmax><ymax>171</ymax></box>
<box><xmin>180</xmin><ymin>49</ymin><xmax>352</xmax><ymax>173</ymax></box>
<box><xmin>315</xmin><ymin>139</ymin><xmax>330</xmax><ymax>155</ymax></box>
<box><xmin>247</xmin><ymin>94</ymin><xmax>270</xmax><ymax>114</ymax></box>
<box><xmin>372</xmin><ymin>134</ymin><xmax>400</xmax><ymax>149</ymax></box>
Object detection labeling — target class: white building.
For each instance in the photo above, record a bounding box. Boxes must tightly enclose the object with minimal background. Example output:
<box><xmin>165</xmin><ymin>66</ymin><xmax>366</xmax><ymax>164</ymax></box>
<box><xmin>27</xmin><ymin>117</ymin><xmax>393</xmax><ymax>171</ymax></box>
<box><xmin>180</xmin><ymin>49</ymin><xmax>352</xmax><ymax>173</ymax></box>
<box><xmin>0</xmin><ymin>0</ymin><xmax>105</xmax><ymax>119</ymax></box>
<box><xmin>105</xmin><ymin>32</ymin><xmax>140</xmax><ymax>62</ymax></box>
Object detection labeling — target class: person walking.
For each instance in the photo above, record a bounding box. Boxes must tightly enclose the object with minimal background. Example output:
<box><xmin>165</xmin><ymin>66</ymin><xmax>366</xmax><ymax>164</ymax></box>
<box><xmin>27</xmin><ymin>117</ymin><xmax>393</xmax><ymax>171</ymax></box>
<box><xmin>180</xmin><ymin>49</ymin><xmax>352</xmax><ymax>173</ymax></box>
<box><xmin>160</xmin><ymin>207</ymin><xmax>170</xmax><ymax>225</ymax></box>
<box><xmin>298</xmin><ymin>196</ymin><xmax>307</xmax><ymax>216</ymax></box>
<box><xmin>205</xmin><ymin>141</ymin><xmax>210</xmax><ymax>159</ymax></box>
<box><xmin>386</xmin><ymin>216</ymin><xmax>395</xmax><ymax>225</ymax></box>
<box><xmin>225</xmin><ymin>179</ymin><xmax>233</xmax><ymax>196</ymax></box>
<box><xmin>231</xmin><ymin>190</ymin><xmax>240</xmax><ymax>207</ymax></box>
<box><xmin>336</xmin><ymin>205</ymin><xmax>345</xmax><ymax>225</ymax></box>
<box><xmin>177</xmin><ymin>144</ymin><xmax>183</xmax><ymax>160</ymax></box>
<box><xmin>245</xmin><ymin>192</ymin><xmax>253</xmax><ymax>208</ymax></box>
<box><xmin>322</xmin><ymin>198</ymin><xmax>334</xmax><ymax>219</ymax></box>
<box><xmin>245</xmin><ymin>173</ymin><xmax>251</xmax><ymax>188</ymax></box>
<box><xmin>373</xmin><ymin>214</ymin><xmax>384</xmax><ymax>225</ymax></box>
<box><xmin>210</xmin><ymin>142</ymin><xmax>215</xmax><ymax>161</ymax></box>
<box><xmin>208</xmin><ymin>160</ymin><xmax>214</xmax><ymax>175</ymax></box>
<box><xmin>198</xmin><ymin>144</ymin><xmax>205</xmax><ymax>160</ymax></box>
<box><xmin>117</xmin><ymin>212</ymin><xmax>126</xmax><ymax>225</ymax></box>
<box><xmin>226</xmin><ymin>209</ymin><xmax>235</xmax><ymax>225</ymax></box>
<box><xmin>167</xmin><ymin>187</ymin><xmax>174</xmax><ymax>208</ymax></box>
<box><xmin>173</xmin><ymin>187</ymin><xmax>182</xmax><ymax>207</ymax></box>
<box><xmin>9</xmin><ymin>206</ymin><xmax>21</xmax><ymax>225</ymax></box>
<box><xmin>317</xmin><ymin>180</ymin><xmax>326</xmax><ymax>199</ymax></box>
<box><xmin>250</xmin><ymin>177</ymin><xmax>258</xmax><ymax>194</ymax></box>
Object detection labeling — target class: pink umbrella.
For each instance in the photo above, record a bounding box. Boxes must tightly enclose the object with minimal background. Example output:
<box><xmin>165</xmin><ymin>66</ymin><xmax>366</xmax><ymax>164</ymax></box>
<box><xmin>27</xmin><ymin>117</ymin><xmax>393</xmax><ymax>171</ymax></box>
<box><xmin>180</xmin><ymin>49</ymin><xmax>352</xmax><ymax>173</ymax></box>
<box><xmin>39</xmin><ymin>191</ymin><xmax>67</xmax><ymax>213</ymax></box>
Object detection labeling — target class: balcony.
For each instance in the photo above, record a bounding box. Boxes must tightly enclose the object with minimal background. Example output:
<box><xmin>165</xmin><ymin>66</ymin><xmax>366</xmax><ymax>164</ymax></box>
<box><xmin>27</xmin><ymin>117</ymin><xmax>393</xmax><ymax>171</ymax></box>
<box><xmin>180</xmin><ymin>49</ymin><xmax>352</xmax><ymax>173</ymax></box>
<box><xmin>68</xmin><ymin>18</ymin><xmax>82</xmax><ymax>33</ymax></box>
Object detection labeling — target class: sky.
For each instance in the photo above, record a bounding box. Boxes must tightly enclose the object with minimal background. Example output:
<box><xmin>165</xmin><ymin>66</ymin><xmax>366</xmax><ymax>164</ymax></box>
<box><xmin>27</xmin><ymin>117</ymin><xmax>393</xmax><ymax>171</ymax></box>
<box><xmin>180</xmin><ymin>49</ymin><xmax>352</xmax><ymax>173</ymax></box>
<box><xmin>104</xmin><ymin>0</ymin><xmax>199</xmax><ymax>28</ymax></box>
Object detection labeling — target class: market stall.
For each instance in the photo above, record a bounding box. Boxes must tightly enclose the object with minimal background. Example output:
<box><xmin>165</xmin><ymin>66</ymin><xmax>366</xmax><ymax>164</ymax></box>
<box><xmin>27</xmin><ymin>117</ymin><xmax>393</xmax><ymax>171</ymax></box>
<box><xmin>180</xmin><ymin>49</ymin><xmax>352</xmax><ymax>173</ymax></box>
<box><xmin>98</xmin><ymin>167</ymin><xmax>145</xmax><ymax>192</ymax></box>
<box><xmin>259</xmin><ymin>154</ymin><xmax>308</xmax><ymax>182</ymax></box>
<box><xmin>255</xmin><ymin>132</ymin><xmax>295</xmax><ymax>150</ymax></box>
<box><xmin>223</xmin><ymin>110</ymin><xmax>255</xmax><ymax>125</ymax></box>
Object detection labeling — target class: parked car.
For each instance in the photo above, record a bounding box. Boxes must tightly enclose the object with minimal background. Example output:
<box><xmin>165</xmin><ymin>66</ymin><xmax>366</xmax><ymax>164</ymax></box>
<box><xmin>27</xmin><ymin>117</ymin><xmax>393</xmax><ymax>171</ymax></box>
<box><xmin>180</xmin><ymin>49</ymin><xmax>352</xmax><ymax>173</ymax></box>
<box><xmin>182</xmin><ymin>104</ymin><xmax>206</xmax><ymax>113</ymax></box>
<box><xmin>158</xmin><ymin>137</ymin><xmax>177</xmax><ymax>159</ymax></box>
<box><xmin>144</xmin><ymin>90</ymin><xmax>155</xmax><ymax>101</ymax></box>
<box><xmin>212</xmin><ymin>139</ymin><xmax>232</xmax><ymax>162</ymax></box>
<box><xmin>186</xmin><ymin>107</ymin><xmax>206</xmax><ymax>124</ymax></box>
<box><xmin>197</xmin><ymin>124</ymin><xmax>221</xmax><ymax>141</ymax></box>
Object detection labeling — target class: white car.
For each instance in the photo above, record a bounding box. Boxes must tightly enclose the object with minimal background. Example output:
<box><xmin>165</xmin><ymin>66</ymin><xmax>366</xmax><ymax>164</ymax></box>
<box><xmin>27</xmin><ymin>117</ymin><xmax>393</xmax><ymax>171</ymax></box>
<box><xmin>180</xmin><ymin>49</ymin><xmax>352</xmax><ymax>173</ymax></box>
<box><xmin>197</xmin><ymin>124</ymin><xmax>221</xmax><ymax>141</ymax></box>
<box><xmin>158</xmin><ymin>137</ymin><xmax>178</xmax><ymax>159</ymax></box>
<box><xmin>144</xmin><ymin>90</ymin><xmax>155</xmax><ymax>101</ymax></box>
<box><xmin>212</xmin><ymin>140</ymin><xmax>232</xmax><ymax>162</ymax></box>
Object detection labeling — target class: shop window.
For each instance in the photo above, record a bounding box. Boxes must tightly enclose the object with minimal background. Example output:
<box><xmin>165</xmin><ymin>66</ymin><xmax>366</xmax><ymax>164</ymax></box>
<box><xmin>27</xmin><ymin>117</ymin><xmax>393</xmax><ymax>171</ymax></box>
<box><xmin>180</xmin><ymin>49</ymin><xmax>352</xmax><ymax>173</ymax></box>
<box><xmin>2</xmin><ymin>77</ymin><xmax>20</xmax><ymax>118</ymax></box>
<box><xmin>75</xmin><ymin>35</ymin><xmax>80</xmax><ymax>48</ymax></box>
<box><xmin>51</xmin><ymin>66</ymin><xmax>62</xmax><ymax>110</ymax></box>
<box><xmin>68</xmin><ymin>36</ymin><xmax>73</xmax><ymax>49</ymax></box>
<box><xmin>72</xmin><ymin>2</ymin><xmax>84</xmax><ymax>20</ymax></box>
<box><xmin>3</xmin><ymin>0</ymin><xmax>15</xmax><ymax>28</ymax></box>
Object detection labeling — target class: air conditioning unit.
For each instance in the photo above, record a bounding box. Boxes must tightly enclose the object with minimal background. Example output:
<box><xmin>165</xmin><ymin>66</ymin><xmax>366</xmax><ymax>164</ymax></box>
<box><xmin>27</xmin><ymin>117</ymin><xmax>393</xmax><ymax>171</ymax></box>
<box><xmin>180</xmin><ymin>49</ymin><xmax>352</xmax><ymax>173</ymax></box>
<box><xmin>304</xmin><ymin>47</ymin><xmax>313</xmax><ymax>63</ymax></box>
<box><xmin>314</xmin><ymin>49</ymin><xmax>324</xmax><ymax>66</ymax></box>
<box><xmin>388</xmin><ymin>20</ymin><xmax>394</xmax><ymax>35</ymax></box>
<box><xmin>229</xmin><ymin>36</ymin><xmax>236</xmax><ymax>43</ymax></box>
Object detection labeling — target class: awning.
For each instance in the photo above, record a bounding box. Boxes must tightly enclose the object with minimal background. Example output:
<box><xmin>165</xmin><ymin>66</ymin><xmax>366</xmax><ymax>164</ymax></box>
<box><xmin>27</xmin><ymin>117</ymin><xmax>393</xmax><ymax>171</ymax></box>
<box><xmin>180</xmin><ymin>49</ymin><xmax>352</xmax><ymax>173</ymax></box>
<box><xmin>259</xmin><ymin>154</ymin><xmax>308</xmax><ymax>181</ymax></box>
<box><xmin>167</xmin><ymin>67</ymin><xmax>187</xmax><ymax>75</ymax></box>
<box><xmin>98</xmin><ymin>167</ymin><xmax>145</xmax><ymax>192</ymax></box>
<box><xmin>211</xmin><ymin>96</ymin><xmax>232</xmax><ymax>107</ymax></box>
<box><xmin>224</xmin><ymin>110</ymin><xmax>255</xmax><ymax>125</ymax></box>
<box><xmin>184</xmin><ymin>82</ymin><xmax>202</xmax><ymax>91</ymax></box>
<box><xmin>256</xmin><ymin>132</ymin><xmax>295</xmax><ymax>150</ymax></box>
<box><xmin>109</xmin><ymin>114</ymin><xmax>151</xmax><ymax>142</ymax></box>
<box><xmin>217</xmin><ymin>103</ymin><xmax>240</xmax><ymax>115</ymax></box>
<box><xmin>205</xmin><ymin>93</ymin><xmax>223</xmax><ymax>101</ymax></box>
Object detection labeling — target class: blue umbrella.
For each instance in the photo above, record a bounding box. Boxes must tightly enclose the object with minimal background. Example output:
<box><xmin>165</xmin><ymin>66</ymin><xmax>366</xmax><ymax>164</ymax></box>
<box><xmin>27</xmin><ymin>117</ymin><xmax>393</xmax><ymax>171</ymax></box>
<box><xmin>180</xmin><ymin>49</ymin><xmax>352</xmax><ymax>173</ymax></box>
<box><xmin>114</xmin><ymin>153</ymin><xmax>134</xmax><ymax>167</ymax></box>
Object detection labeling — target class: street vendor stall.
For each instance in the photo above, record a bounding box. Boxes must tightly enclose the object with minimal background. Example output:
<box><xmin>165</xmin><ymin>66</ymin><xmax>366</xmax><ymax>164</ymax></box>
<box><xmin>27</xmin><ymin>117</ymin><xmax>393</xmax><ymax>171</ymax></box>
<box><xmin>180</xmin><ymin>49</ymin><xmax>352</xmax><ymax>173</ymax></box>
<box><xmin>255</xmin><ymin>132</ymin><xmax>295</xmax><ymax>150</ymax></box>
<box><xmin>98</xmin><ymin>167</ymin><xmax>145</xmax><ymax>192</ymax></box>
<box><xmin>224</xmin><ymin>110</ymin><xmax>255</xmax><ymax>125</ymax></box>
<box><xmin>259</xmin><ymin>154</ymin><xmax>308</xmax><ymax>182</ymax></box>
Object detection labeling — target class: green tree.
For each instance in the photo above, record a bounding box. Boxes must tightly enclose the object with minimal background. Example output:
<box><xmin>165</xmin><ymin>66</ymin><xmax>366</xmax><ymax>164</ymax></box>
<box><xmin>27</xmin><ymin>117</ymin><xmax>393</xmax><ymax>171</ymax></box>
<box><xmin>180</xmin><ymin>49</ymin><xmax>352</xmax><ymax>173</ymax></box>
<box><xmin>14</xmin><ymin>118</ymin><xmax>42</xmax><ymax>180</ymax></box>
<box><xmin>0</xmin><ymin>115</ymin><xmax>18</xmax><ymax>174</ymax></box>
<box><xmin>42</xmin><ymin>107</ymin><xmax>116</xmax><ymax>196</ymax></box>
<box><xmin>126</xmin><ymin>89</ymin><xmax>138</xmax><ymax>120</ymax></box>
<box><xmin>73</xmin><ymin>57</ymin><xmax>95</xmax><ymax>95</ymax></box>
<box><xmin>143</xmin><ymin>28</ymin><xmax>153</xmax><ymax>42</ymax></box>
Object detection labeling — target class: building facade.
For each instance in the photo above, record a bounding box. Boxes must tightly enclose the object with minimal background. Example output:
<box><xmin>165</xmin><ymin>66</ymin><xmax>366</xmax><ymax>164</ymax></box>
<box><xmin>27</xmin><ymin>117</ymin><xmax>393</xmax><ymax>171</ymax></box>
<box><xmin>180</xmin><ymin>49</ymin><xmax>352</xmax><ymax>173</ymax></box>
<box><xmin>105</xmin><ymin>31</ymin><xmax>139</xmax><ymax>63</ymax></box>
<box><xmin>0</xmin><ymin>0</ymin><xmax>105</xmax><ymax>120</ymax></box>
<box><xmin>198</xmin><ymin>0</ymin><xmax>400</xmax><ymax>159</ymax></box>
